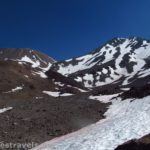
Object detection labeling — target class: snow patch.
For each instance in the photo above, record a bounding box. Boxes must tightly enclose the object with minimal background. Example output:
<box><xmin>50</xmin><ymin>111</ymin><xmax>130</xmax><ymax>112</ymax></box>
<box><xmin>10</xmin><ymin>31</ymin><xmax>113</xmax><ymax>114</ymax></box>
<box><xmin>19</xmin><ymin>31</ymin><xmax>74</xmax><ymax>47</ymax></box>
<box><xmin>102</xmin><ymin>68</ymin><xmax>108</xmax><ymax>74</ymax></box>
<box><xmin>60</xmin><ymin>93</ymin><xmax>73</xmax><ymax>96</ymax></box>
<box><xmin>24</xmin><ymin>75</ymin><xmax>29</xmax><ymax>78</ymax></box>
<box><xmin>43</xmin><ymin>91</ymin><xmax>59</xmax><ymax>97</ymax></box>
<box><xmin>74</xmin><ymin>77</ymin><xmax>83</xmax><ymax>82</ymax></box>
<box><xmin>4</xmin><ymin>86</ymin><xmax>23</xmax><ymax>93</ymax></box>
<box><xmin>20</xmin><ymin>55</ymin><xmax>40</xmax><ymax>68</ymax></box>
<box><xmin>41</xmin><ymin>63</ymin><xmax>52</xmax><ymax>71</ymax></box>
<box><xmin>0</xmin><ymin>107</ymin><xmax>13</xmax><ymax>113</ymax></box>
<box><xmin>34</xmin><ymin>71</ymin><xmax>47</xmax><ymax>78</ymax></box>
<box><xmin>54</xmin><ymin>82</ymin><xmax>64</xmax><ymax>87</ymax></box>
<box><xmin>89</xmin><ymin>93</ymin><xmax>120</xmax><ymax>103</ymax></box>
<box><xmin>43</xmin><ymin>91</ymin><xmax>73</xmax><ymax>97</ymax></box>
<box><xmin>120</xmin><ymin>88</ymin><xmax>130</xmax><ymax>91</ymax></box>
<box><xmin>35</xmin><ymin>97</ymin><xmax>43</xmax><ymax>99</ymax></box>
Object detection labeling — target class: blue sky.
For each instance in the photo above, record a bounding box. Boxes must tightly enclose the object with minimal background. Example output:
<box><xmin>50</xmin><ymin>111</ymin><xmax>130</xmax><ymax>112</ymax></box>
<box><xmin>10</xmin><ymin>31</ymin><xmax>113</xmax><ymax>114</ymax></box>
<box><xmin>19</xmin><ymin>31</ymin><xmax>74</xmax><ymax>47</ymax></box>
<box><xmin>0</xmin><ymin>0</ymin><xmax>150</xmax><ymax>60</ymax></box>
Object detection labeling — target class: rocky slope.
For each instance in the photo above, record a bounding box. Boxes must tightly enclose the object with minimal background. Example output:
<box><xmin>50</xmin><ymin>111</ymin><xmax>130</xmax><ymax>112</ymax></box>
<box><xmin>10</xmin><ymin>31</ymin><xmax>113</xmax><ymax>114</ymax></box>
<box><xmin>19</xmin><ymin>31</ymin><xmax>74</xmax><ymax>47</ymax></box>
<box><xmin>115</xmin><ymin>134</ymin><xmax>150</xmax><ymax>150</ymax></box>
<box><xmin>0</xmin><ymin>49</ymin><xmax>105</xmax><ymax>150</ymax></box>
<box><xmin>0</xmin><ymin>37</ymin><xmax>150</xmax><ymax>150</ymax></box>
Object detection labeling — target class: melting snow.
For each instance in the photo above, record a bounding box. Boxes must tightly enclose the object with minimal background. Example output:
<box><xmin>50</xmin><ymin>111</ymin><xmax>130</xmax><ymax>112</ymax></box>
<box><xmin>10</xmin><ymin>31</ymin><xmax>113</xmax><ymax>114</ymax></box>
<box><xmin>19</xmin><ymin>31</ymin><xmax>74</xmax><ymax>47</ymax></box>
<box><xmin>35</xmin><ymin>97</ymin><xmax>43</xmax><ymax>99</ymax></box>
<box><xmin>83</xmin><ymin>74</ymin><xmax>94</xmax><ymax>87</ymax></box>
<box><xmin>66</xmin><ymin>85</ymin><xmax>88</xmax><ymax>92</ymax></box>
<box><xmin>43</xmin><ymin>91</ymin><xmax>60</xmax><ymax>97</ymax></box>
<box><xmin>20</xmin><ymin>55</ymin><xmax>40</xmax><ymax>68</ymax></box>
<box><xmin>83</xmin><ymin>74</ymin><xmax>94</xmax><ymax>81</ymax></box>
<box><xmin>43</xmin><ymin>91</ymin><xmax>73</xmax><ymax>97</ymax></box>
<box><xmin>138</xmin><ymin>68</ymin><xmax>150</xmax><ymax>78</ymax></box>
<box><xmin>102</xmin><ymin>68</ymin><xmax>108</xmax><ymax>74</ymax></box>
<box><xmin>54</xmin><ymin>82</ymin><xmax>64</xmax><ymax>87</ymax></box>
<box><xmin>60</xmin><ymin>93</ymin><xmax>73</xmax><ymax>96</ymax></box>
<box><xmin>0</xmin><ymin>107</ymin><xmax>13</xmax><ymax>113</ymax></box>
<box><xmin>57</xmin><ymin>54</ymin><xmax>97</xmax><ymax>76</ymax></box>
<box><xmin>32</xmin><ymin>96</ymin><xmax>150</xmax><ymax>150</ymax></box>
<box><xmin>34</xmin><ymin>71</ymin><xmax>47</xmax><ymax>78</ymax></box>
<box><xmin>74</xmin><ymin>87</ymin><xmax>87</xmax><ymax>92</ymax></box>
<box><xmin>120</xmin><ymin>88</ymin><xmax>130</xmax><ymax>91</ymax></box>
<box><xmin>75</xmin><ymin>77</ymin><xmax>83</xmax><ymax>82</ymax></box>
<box><xmin>41</xmin><ymin>63</ymin><xmax>52</xmax><ymax>71</ymax></box>
<box><xmin>24</xmin><ymin>75</ymin><xmax>29</xmax><ymax>78</ymax></box>
<box><xmin>89</xmin><ymin>93</ymin><xmax>120</xmax><ymax>103</ymax></box>
<box><xmin>4</xmin><ymin>86</ymin><xmax>23</xmax><ymax>93</ymax></box>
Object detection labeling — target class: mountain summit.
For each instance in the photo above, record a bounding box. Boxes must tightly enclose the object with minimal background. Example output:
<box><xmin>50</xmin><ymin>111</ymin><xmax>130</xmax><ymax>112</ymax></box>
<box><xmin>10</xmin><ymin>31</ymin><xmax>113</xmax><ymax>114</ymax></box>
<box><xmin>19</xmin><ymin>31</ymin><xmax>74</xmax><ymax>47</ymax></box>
<box><xmin>0</xmin><ymin>48</ymin><xmax>55</xmax><ymax>68</ymax></box>
<box><xmin>51</xmin><ymin>37</ymin><xmax>150</xmax><ymax>88</ymax></box>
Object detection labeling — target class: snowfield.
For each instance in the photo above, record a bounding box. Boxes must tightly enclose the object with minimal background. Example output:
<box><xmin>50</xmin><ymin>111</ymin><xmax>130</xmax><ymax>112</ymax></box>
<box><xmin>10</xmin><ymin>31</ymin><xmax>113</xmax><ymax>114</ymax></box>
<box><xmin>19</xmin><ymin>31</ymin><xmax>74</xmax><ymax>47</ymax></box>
<box><xmin>32</xmin><ymin>95</ymin><xmax>150</xmax><ymax>150</ymax></box>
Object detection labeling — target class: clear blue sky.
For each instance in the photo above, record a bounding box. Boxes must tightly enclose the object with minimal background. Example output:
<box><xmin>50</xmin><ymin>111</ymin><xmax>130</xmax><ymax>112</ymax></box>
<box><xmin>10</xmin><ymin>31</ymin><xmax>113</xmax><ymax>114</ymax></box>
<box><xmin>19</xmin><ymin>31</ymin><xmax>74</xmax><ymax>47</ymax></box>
<box><xmin>0</xmin><ymin>0</ymin><xmax>150</xmax><ymax>60</ymax></box>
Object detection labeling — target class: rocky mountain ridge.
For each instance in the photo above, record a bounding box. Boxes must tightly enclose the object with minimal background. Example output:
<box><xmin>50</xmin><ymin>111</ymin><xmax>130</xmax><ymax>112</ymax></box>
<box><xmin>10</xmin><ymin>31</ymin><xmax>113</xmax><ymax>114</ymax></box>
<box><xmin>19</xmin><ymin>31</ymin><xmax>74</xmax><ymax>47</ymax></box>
<box><xmin>51</xmin><ymin>37</ymin><xmax>150</xmax><ymax>88</ymax></box>
<box><xmin>0</xmin><ymin>48</ymin><xmax>55</xmax><ymax>69</ymax></box>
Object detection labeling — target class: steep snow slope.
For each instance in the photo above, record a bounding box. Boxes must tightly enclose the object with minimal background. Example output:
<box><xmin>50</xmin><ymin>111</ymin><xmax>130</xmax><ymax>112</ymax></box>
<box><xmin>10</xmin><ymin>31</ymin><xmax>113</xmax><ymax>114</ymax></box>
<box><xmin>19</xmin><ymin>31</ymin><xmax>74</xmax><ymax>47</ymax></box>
<box><xmin>51</xmin><ymin>37</ymin><xmax>150</xmax><ymax>87</ymax></box>
<box><xmin>32</xmin><ymin>95</ymin><xmax>150</xmax><ymax>150</ymax></box>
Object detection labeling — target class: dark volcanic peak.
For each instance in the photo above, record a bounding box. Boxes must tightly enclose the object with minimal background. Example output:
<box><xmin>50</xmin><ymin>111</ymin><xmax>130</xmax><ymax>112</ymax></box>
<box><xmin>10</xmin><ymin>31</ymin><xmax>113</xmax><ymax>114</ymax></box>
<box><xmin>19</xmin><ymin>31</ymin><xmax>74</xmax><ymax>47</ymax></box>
<box><xmin>0</xmin><ymin>48</ymin><xmax>55</xmax><ymax>68</ymax></box>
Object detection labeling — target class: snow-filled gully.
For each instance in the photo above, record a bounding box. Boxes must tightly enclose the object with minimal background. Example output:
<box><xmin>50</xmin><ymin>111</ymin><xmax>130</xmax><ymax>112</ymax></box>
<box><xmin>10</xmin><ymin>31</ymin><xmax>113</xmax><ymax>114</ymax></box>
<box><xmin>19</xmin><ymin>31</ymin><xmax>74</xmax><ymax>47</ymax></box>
<box><xmin>32</xmin><ymin>95</ymin><xmax>150</xmax><ymax>150</ymax></box>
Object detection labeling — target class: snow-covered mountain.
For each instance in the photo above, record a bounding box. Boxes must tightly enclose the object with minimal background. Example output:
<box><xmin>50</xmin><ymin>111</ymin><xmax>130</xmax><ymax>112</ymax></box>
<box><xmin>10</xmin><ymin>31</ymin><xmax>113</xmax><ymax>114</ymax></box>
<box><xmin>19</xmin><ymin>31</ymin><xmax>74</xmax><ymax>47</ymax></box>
<box><xmin>51</xmin><ymin>37</ymin><xmax>150</xmax><ymax>88</ymax></box>
<box><xmin>32</xmin><ymin>37</ymin><xmax>150</xmax><ymax>150</ymax></box>
<box><xmin>0</xmin><ymin>38</ymin><xmax>150</xmax><ymax>150</ymax></box>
